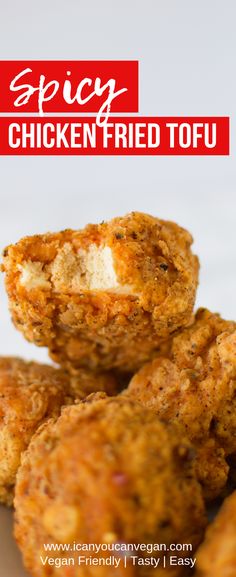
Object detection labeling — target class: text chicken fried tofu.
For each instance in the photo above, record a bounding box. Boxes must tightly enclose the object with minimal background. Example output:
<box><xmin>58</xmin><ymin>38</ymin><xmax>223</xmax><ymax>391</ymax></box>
<box><xmin>2</xmin><ymin>212</ymin><xmax>199</xmax><ymax>373</ymax></box>
<box><xmin>0</xmin><ymin>357</ymin><xmax>117</xmax><ymax>506</ymax></box>
<box><xmin>14</xmin><ymin>395</ymin><xmax>206</xmax><ymax>577</ymax></box>
<box><xmin>126</xmin><ymin>308</ymin><xmax>236</xmax><ymax>500</ymax></box>
<box><xmin>196</xmin><ymin>491</ymin><xmax>236</xmax><ymax>577</ymax></box>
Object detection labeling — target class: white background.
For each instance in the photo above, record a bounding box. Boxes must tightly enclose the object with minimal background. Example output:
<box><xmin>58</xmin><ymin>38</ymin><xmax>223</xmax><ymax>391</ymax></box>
<box><xmin>0</xmin><ymin>1</ymin><xmax>235</xmax><ymax>575</ymax></box>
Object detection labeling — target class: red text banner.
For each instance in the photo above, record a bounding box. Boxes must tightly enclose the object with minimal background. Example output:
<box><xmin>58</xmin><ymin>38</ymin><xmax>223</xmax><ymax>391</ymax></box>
<box><xmin>0</xmin><ymin>61</ymin><xmax>139</xmax><ymax>114</ymax></box>
<box><xmin>0</xmin><ymin>117</ymin><xmax>229</xmax><ymax>155</ymax></box>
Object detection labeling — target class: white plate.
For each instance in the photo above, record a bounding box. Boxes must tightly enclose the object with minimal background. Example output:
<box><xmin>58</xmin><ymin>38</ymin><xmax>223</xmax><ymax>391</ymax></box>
<box><xmin>0</xmin><ymin>506</ymin><xmax>28</xmax><ymax>576</ymax></box>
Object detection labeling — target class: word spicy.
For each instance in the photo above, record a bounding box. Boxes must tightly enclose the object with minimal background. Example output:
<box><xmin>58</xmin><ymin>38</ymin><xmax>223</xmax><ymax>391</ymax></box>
<box><xmin>9</xmin><ymin>68</ymin><xmax>128</xmax><ymax>125</ymax></box>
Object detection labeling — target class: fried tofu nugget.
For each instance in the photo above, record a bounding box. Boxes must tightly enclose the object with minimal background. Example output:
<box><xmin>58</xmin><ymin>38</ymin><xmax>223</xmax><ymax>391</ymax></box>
<box><xmin>2</xmin><ymin>212</ymin><xmax>199</xmax><ymax>373</ymax></box>
<box><xmin>126</xmin><ymin>309</ymin><xmax>236</xmax><ymax>500</ymax></box>
<box><xmin>196</xmin><ymin>491</ymin><xmax>236</xmax><ymax>577</ymax></box>
<box><xmin>14</xmin><ymin>395</ymin><xmax>206</xmax><ymax>577</ymax></box>
<box><xmin>0</xmin><ymin>357</ymin><xmax>118</xmax><ymax>506</ymax></box>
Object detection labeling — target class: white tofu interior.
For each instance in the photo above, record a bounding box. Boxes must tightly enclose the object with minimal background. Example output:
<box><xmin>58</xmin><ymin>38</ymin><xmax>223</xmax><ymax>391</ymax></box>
<box><xmin>18</xmin><ymin>261</ymin><xmax>50</xmax><ymax>290</ymax></box>
<box><xmin>77</xmin><ymin>244</ymin><xmax>120</xmax><ymax>290</ymax></box>
<box><xmin>19</xmin><ymin>243</ymin><xmax>133</xmax><ymax>294</ymax></box>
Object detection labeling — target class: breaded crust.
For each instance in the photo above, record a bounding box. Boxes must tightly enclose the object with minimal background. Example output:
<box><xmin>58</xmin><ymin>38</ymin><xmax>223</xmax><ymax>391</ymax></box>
<box><xmin>0</xmin><ymin>357</ymin><xmax>75</xmax><ymax>506</ymax></box>
<box><xmin>14</xmin><ymin>394</ymin><xmax>206</xmax><ymax>577</ymax></box>
<box><xmin>0</xmin><ymin>357</ymin><xmax>118</xmax><ymax>505</ymax></box>
<box><xmin>196</xmin><ymin>491</ymin><xmax>236</xmax><ymax>576</ymax></box>
<box><xmin>2</xmin><ymin>212</ymin><xmax>199</xmax><ymax>373</ymax></box>
<box><xmin>126</xmin><ymin>308</ymin><xmax>236</xmax><ymax>500</ymax></box>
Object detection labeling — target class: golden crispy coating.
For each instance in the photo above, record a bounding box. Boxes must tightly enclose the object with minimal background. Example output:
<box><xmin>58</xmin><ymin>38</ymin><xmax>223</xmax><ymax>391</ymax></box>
<box><xmin>196</xmin><ymin>491</ymin><xmax>236</xmax><ymax>577</ymax></box>
<box><xmin>14</xmin><ymin>395</ymin><xmax>206</xmax><ymax>577</ymax></box>
<box><xmin>0</xmin><ymin>357</ymin><xmax>81</xmax><ymax>506</ymax></box>
<box><xmin>69</xmin><ymin>368</ymin><xmax>121</xmax><ymax>397</ymax></box>
<box><xmin>2</xmin><ymin>212</ymin><xmax>199</xmax><ymax>373</ymax></box>
<box><xmin>0</xmin><ymin>357</ymin><xmax>117</xmax><ymax>506</ymax></box>
<box><xmin>126</xmin><ymin>309</ymin><xmax>236</xmax><ymax>500</ymax></box>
